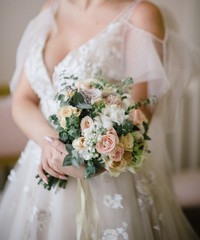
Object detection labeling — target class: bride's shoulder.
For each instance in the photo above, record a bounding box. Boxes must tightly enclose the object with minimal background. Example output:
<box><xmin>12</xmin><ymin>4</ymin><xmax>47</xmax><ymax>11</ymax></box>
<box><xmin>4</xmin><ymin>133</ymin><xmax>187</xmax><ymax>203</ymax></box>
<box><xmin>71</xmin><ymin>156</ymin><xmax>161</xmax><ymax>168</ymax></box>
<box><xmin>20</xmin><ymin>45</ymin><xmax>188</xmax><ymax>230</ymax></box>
<box><xmin>130</xmin><ymin>1</ymin><xmax>165</xmax><ymax>39</ymax></box>
<box><xmin>39</xmin><ymin>0</ymin><xmax>55</xmax><ymax>13</ymax></box>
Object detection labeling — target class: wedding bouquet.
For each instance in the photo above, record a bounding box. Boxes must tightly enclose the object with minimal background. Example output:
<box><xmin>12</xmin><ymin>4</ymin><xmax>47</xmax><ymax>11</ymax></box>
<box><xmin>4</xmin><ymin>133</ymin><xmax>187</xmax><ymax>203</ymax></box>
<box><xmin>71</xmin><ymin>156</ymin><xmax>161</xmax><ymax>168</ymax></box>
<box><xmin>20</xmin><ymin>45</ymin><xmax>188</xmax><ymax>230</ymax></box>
<box><xmin>37</xmin><ymin>71</ymin><xmax>154</xmax><ymax>190</ymax></box>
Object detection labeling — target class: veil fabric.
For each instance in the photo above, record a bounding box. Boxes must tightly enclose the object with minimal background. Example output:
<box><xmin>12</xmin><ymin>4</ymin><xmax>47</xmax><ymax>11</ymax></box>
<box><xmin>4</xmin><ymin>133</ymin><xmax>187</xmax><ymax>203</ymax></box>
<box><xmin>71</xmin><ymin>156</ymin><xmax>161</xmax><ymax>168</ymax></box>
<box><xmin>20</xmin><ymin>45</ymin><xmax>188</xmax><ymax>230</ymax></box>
<box><xmin>10</xmin><ymin>1</ymin><xmax>58</xmax><ymax>92</ymax></box>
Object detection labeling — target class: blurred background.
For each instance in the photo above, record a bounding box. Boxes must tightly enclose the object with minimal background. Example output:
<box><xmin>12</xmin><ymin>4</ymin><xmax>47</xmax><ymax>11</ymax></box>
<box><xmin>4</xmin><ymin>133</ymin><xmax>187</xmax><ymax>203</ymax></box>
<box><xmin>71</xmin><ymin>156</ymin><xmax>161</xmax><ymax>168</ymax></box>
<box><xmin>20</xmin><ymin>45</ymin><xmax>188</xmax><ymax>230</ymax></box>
<box><xmin>0</xmin><ymin>0</ymin><xmax>200</xmax><ymax>236</ymax></box>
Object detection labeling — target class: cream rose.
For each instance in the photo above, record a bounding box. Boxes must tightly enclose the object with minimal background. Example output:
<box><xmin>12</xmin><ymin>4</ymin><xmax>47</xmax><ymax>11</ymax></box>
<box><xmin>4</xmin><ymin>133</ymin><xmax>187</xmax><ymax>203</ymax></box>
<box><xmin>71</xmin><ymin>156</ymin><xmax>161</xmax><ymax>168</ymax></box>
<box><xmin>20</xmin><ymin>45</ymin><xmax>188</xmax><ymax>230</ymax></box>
<box><xmin>60</xmin><ymin>117</ymin><xmax>67</xmax><ymax>129</ymax></box>
<box><xmin>120</xmin><ymin>133</ymin><xmax>134</xmax><ymax>151</ymax></box>
<box><xmin>72</xmin><ymin>137</ymin><xmax>86</xmax><ymax>151</ymax></box>
<box><xmin>59</xmin><ymin>106</ymin><xmax>73</xmax><ymax>118</ymax></box>
<box><xmin>59</xmin><ymin>106</ymin><xmax>81</xmax><ymax>118</ymax></box>
<box><xmin>80</xmin><ymin>116</ymin><xmax>93</xmax><ymax>135</ymax></box>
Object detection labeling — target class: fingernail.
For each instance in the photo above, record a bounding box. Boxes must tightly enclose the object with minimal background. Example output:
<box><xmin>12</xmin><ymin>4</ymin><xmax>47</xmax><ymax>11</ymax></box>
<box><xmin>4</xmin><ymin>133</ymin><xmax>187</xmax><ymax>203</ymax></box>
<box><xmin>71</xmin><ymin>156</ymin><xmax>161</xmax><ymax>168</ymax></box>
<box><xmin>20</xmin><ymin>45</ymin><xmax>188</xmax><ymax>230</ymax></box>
<box><xmin>44</xmin><ymin>136</ymin><xmax>53</xmax><ymax>143</ymax></box>
<box><xmin>43</xmin><ymin>178</ymin><xmax>48</xmax><ymax>184</ymax></box>
<box><xmin>59</xmin><ymin>175</ymin><xmax>68</xmax><ymax>180</ymax></box>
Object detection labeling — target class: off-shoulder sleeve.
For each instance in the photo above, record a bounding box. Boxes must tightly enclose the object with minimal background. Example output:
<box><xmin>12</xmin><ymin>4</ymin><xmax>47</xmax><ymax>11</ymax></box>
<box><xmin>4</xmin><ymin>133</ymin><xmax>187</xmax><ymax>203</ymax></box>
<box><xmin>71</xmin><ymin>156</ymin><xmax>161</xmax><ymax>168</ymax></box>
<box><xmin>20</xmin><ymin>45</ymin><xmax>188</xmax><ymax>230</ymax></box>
<box><xmin>123</xmin><ymin>22</ymin><xmax>200</xmax><ymax>131</ymax></box>
<box><xmin>123</xmin><ymin>22</ymin><xmax>169</xmax><ymax>99</ymax></box>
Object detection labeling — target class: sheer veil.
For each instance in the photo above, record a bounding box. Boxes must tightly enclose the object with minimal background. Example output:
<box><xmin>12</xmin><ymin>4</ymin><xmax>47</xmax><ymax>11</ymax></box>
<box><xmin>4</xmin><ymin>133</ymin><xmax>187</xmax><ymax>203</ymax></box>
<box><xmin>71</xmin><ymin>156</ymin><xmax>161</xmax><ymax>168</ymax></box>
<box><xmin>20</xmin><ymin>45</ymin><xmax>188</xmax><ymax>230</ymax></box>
<box><xmin>151</xmin><ymin>0</ymin><xmax>200</xmax><ymax>170</ymax></box>
<box><xmin>9</xmin><ymin>1</ymin><xmax>58</xmax><ymax>92</ymax></box>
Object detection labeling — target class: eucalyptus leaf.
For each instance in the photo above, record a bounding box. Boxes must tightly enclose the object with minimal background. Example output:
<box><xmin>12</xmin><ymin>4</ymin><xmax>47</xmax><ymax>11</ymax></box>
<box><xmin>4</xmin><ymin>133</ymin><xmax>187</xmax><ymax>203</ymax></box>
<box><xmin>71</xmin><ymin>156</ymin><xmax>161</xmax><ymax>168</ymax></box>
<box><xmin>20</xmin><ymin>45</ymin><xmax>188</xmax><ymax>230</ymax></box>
<box><xmin>65</xmin><ymin>144</ymin><xmax>74</xmax><ymax>154</ymax></box>
<box><xmin>76</xmin><ymin>102</ymin><xmax>92</xmax><ymax>109</ymax></box>
<box><xmin>63</xmin><ymin>154</ymin><xmax>72</xmax><ymax>166</ymax></box>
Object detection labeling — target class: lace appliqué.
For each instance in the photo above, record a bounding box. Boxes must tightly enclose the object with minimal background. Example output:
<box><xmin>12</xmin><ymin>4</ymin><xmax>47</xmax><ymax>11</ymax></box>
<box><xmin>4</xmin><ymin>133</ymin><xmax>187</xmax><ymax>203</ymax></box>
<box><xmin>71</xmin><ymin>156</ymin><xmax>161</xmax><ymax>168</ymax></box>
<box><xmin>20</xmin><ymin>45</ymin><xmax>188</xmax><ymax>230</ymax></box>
<box><xmin>101</xmin><ymin>222</ymin><xmax>128</xmax><ymax>240</ymax></box>
<box><xmin>136</xmin><ymin>171</ymin><xmax>164</xmax><ymax>237</ymax></box>
<box><xmin>103</xmin><ymin>194</ymin><xmax>123</xmax><ymax>209</ymax></box>
<box><xmin>136</xmin><ymin>171</ymin><xmax>156</xmax><ymax>211</ymax></box>
<box><xmin>24</xmin><ymin>206</ymin><xmax>52</xmax><ymax>240</ymax></box>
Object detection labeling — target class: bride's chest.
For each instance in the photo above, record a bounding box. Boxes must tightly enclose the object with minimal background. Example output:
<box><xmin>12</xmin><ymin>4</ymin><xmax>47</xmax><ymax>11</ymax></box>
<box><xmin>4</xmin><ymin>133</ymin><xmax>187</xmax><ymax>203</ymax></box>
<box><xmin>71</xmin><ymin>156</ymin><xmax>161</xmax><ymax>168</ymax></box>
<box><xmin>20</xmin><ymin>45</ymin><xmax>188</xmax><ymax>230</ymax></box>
<box><xmin>24</xmin><ymin>21</ymin><xmax>128</xmax><ymax>117</ymax></box>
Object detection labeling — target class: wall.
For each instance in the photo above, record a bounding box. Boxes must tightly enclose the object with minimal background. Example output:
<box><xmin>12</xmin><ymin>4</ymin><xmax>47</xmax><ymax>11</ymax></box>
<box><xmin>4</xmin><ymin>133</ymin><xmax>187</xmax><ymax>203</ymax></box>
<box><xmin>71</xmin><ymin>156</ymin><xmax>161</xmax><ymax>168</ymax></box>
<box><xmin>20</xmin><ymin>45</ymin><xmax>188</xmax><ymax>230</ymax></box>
<box><xmin>0</xmin><ymin>0</ymin><xmax>43</xmax><ymax>85</ymax></box>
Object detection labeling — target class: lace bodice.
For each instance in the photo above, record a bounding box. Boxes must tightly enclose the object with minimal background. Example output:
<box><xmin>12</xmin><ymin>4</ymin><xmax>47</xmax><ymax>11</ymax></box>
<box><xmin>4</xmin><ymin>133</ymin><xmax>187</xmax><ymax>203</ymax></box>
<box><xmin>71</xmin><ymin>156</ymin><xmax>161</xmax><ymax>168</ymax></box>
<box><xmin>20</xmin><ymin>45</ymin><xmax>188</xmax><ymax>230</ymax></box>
<box><xmin>24</xmin><ymin>3</ymin><xmax>137</xmax><ymax>120</ymax></box>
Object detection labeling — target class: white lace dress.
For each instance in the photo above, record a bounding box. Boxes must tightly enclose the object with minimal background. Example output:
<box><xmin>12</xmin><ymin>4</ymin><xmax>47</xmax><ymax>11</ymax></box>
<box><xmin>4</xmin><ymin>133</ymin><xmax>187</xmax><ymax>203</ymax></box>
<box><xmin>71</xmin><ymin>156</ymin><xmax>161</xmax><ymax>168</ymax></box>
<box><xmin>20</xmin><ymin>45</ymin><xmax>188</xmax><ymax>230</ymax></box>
<box><xmin>0</xmin><ymin>1</ymin><xmax>199</xmax><ymax>240</ymax></box>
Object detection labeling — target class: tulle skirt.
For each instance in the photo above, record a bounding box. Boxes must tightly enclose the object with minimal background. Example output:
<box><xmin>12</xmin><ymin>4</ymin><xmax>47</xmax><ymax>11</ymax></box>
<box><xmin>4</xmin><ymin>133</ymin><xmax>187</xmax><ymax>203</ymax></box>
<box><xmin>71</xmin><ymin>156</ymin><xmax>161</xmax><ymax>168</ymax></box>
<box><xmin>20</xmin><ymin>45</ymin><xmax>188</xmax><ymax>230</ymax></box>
<box><xmin>0</xmin><ymin>122</ymin><xmax>198</xmax><ymax>240</ymax></box>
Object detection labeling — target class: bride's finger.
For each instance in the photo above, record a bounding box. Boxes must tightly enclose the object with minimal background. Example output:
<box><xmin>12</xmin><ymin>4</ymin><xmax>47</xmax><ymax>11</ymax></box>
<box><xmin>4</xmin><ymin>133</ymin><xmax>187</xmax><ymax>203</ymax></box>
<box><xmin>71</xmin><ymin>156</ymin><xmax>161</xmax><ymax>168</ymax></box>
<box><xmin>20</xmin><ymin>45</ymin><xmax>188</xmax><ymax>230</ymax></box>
<box><xmin>44</xmin><ymin>136</ymin><xmax>68</xmax><ymax>155</ymax></box>
<box><xmin>38</xmin><ymin>163</ymin><xmax>48</xmax><ymax>184</ymax></box>
<box><xmin>43</xmin><ymin>161</ymin><xmax>67</xmax><ymax>179</ymax></box>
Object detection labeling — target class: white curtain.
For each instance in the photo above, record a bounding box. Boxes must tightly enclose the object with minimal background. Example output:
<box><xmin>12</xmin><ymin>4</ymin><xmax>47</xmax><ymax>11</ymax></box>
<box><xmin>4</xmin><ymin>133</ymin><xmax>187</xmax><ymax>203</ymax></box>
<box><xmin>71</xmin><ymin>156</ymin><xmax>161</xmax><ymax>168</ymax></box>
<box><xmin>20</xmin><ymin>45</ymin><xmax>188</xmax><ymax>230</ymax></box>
<box><xmin>152</xmin><ymin>0</ymin><xmax>200</xmax><ymax>171</ymax></box>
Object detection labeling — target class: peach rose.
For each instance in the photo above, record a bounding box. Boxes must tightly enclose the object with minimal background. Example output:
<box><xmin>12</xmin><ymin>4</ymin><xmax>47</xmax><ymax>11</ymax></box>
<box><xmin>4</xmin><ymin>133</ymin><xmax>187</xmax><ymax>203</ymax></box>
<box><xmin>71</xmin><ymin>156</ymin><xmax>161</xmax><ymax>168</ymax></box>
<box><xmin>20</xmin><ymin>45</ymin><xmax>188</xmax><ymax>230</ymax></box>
<box><xmin>80</xmin><ymin>116</ymin><xmax>93</xmax><ymax>135</ymax></box>
<box><xmin>105</xmin><ymin>95</ymin><xmax>122</xmax><ymax>106</ymax></box>
<box><xmin>128</xmin><ymin>109</ymin><xmax>147</xmax><ymax>125</ymax></box>
<box><xmin>104</xmin><ymin>150</ymin><xmax>133</xmax><ymax>176</ymax></box>
<box><xmin>120</xmin><ymin>133</ymin><xmax>134</xmax><ymax>151</ymax></box>
<box><xmin>104</xmin><ymin>158</ymin><xmax>127</xmax><ymax>177</ymax></box>
<box><xmin>108</xmin><ymin>143</ymin><xmax>124</xmax><ymax>162</ymax></box>
<box><xmin>96</xmin><ymin>134</ymin><xmax>117</xmax><ymax>154</ymax></box>
<box><xmin>77</xmin><ymin>80</ymin><xmax>102</xmax><ymax>104</ymax></box>
<box><xmin>72</xmin><ymin>137</ymin><xmax>86</xmax><ymax>151</ymax></box>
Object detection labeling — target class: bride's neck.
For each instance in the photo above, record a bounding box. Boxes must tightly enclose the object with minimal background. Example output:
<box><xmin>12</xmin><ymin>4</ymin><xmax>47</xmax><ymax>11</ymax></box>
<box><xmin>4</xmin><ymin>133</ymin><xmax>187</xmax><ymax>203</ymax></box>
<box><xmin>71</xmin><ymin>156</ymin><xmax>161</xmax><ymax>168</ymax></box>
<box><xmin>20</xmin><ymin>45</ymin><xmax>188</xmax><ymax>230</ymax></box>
<box><xmin>65</xmin><ymin>0</ymin><xmax>122</xmax><ymax>10</ymax></box>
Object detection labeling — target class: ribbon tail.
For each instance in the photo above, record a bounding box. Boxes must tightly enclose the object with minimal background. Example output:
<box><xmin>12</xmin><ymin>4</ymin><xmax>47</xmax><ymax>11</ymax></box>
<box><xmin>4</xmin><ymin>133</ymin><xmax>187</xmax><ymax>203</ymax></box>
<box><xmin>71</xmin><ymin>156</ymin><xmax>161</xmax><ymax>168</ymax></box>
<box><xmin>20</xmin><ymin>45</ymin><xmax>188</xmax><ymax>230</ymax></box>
<box><xmin>76</xmin><ymin>179</ymin><xmax>86</xmax><ymax>240</ymax></box>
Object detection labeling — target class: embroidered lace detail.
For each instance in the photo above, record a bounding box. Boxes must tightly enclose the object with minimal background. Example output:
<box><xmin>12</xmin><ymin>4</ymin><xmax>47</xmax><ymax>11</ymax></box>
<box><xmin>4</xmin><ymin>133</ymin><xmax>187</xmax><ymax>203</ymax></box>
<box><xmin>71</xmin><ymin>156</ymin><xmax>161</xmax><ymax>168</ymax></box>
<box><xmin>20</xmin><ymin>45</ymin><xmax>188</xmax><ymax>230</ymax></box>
<box><xmin>136</xmin><ymin>171</ymin><xmax>156</xmax><ymax>211</ymax></box>
<box><xmin>101</xmin><ymin>222</ymin><xmax>128</xmax><ymax>240</ymax></box>
<box><xmin>136</xmin><ymin>171</ymin><xmax>164</xmax><ymax>237</ymax></box>
<box><xmin>24</xmin><ymin>207</ymin><xmax>51</xmax><ymax>240</ymax></box>
<box><xmin>103</xmin><ymin>194</ymin><xmax>123</xmax><ymax>209</ymax></box>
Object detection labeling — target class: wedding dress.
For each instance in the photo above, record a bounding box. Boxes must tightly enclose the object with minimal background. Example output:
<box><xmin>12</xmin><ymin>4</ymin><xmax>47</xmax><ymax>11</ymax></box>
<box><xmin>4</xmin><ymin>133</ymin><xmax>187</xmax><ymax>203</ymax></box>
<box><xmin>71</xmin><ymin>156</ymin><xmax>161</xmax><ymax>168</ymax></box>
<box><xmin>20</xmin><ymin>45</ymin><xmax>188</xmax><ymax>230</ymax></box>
<box><xmin>0</xmin><ymin>0</ymin><xmax>199</xmax><ymax>239</ymax></box>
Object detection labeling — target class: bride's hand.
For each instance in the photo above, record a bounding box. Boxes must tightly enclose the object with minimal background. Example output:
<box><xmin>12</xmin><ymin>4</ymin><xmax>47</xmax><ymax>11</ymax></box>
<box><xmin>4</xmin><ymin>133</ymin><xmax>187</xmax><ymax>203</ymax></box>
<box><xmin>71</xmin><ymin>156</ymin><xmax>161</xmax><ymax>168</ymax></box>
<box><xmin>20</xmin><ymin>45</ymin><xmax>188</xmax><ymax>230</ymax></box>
<box><xmin>38</xmin><ymin>138</ymin><xmax>67</xmax><ymax>183</ymax></box>
<box><xmin>38</xmin><ymin>137</ymin><xmax>85</xmax><ymax>183</ymax></box>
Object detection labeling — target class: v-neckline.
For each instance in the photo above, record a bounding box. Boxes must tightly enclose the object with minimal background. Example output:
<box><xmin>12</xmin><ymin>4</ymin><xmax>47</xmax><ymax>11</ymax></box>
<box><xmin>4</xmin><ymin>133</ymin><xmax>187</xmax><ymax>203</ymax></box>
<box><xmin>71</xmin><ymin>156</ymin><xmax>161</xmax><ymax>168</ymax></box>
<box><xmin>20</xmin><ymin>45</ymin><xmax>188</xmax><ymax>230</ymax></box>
<box><xmin>41</xmin><ymin>1</ymin><xmax>136</xmax><ymax>84</ymax></box>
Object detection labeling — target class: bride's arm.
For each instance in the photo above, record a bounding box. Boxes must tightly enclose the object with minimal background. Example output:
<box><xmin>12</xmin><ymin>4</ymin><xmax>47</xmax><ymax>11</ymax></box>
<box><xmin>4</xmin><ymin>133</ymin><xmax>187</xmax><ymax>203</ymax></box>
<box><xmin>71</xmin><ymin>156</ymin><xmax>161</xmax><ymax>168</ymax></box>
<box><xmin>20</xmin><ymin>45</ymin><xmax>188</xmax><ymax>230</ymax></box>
<box><xmin>12</xmin><ymin>71</ymin><xmax>58</xmax><ymax>146</ymax></box>
<box><xmin>130</xmin><ymin>1</ymin><xmax>165</xmax><ymax>120</ymax></box>
<box><xmin>12</xmin><ymin>71</ymin><xmax>85</xmax><ymax>181</ymax></box>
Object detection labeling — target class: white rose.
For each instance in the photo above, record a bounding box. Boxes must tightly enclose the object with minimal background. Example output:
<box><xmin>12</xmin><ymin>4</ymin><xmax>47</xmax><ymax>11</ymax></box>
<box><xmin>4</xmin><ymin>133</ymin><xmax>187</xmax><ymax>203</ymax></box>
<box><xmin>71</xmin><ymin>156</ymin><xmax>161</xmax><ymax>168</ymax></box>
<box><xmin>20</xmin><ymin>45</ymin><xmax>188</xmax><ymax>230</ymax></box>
<box><xmin>99</xmin><ymin>114</ymin><xmax>113</xmax><ymax>129</ymax></box>
<box><xmin>102</xmin><ymin>105</ymin><xmax>126</xmax><ymax>125</ymax></box>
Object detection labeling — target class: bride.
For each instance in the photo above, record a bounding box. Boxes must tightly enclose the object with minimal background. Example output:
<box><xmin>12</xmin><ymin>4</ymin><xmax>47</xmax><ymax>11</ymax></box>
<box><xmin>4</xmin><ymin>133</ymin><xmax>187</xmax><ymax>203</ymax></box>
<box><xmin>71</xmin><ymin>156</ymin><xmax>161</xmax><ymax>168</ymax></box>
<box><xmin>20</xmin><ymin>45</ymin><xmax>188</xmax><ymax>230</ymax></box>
<box><xmin>0</xmin><ymin>0</ymin><xmax>199</xmax><ymax>239</ymax></box>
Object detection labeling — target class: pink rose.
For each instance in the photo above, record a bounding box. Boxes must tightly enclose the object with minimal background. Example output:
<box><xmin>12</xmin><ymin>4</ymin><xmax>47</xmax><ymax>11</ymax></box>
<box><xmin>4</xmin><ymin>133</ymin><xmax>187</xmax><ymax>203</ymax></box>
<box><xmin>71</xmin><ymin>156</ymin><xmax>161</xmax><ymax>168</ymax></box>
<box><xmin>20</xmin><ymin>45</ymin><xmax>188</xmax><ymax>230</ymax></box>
<box><xmin>105</xmin><ymin>95</ymin><xmax>122</xmax><ymax>106</ymax></box>
<box><xmin>80</xmin><ymin>116</ymin><xmax>93</xmax><ymax>135</ymax></box>
<box><xmin>108</xmin><ymin>143</ymin><xmax>125</xmax><ymax>162</ymax></box>
<box><xmin>107</xmin><ymin>128</ymin><xmax>119</xmax><ymax>144</ymax></box>
<box><xmin>128</xmin><ymin>109</ymin><xmax>147</xmax><ymax>125</ymax></box>
<box><xmin>96</xmin><ymin>134</ymin><xmax>117</xmax><ymax>154</ymax></box>
<box><xmin>77</xmin><ymin>82</ymin><xmax>102</xmax><ymax>104</ymax></box>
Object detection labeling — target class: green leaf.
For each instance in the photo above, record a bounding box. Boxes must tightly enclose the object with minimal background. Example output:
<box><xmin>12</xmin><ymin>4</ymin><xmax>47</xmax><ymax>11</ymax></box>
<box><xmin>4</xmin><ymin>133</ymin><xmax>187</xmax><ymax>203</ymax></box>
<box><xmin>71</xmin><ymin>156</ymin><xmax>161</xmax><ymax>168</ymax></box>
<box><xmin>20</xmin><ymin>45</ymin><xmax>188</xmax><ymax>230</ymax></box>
<box><xmin>76</xmin><ymin>102</ymin><xmax>92</xmax><ymax>109</ymax></box>
<box><xmin>72</xmin><ymin>91</ymin><xmax>85</xmax><ymax>105</ymax></box>
<box><xmin>85</xmin><ymin>165</ymin><xmax>96</xmax><ymax>178</ymax></box>
<box><xmin>65</xmin><ymin>144</ymin><xmax>74</xmax><ymax>154</ymax></box>
<box><xmin>63</xmin><ymin>154</ymin><xmax>72</xmax><ymax>166</ymax></box>
<box><xmin>72</xmin><ymin>150</ymin><xmax>84</xmax><ymax>164</ymax></box>
<box><xmin>144</xmin><ymin>134</ymin><xmax>151</xmax><ymax>141</ymax></box>
<box><xmin>59</xmin><ymin>131</ymin><xmax>68</xmax><ymax>142</ymax></box>
<box><xmin>71</xmin><ymin>158</ymin><xmax>80</xmax><ymax>168</ymax></box>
